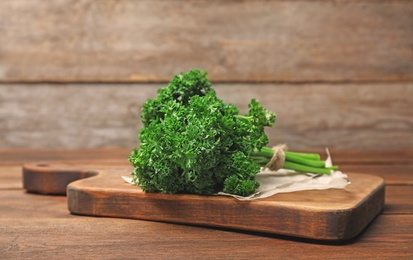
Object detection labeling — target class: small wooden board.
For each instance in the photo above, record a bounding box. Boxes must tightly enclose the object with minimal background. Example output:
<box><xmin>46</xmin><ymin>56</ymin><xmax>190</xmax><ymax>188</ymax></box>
<box><xmin>23</xmin><ymin>163</ymin><xmax>385</xmax><ymax>241</ymax></box>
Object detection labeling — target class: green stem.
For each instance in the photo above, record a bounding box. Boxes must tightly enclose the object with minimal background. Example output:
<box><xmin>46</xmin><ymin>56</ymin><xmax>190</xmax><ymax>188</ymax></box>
<box><xmin>285</xmin><ymin>151</ymin><xmax>320</xmax><ymax>161</ymax></box>
<box><xmin>283</xmin><ymin>161</ymin><xmax>333</xmax><ymax>175</ymax></box>
<box><xmin>254</xmin><ymin>146</ymin><xmax>274</xmax><ymax>156</ymax></box>
<box><xmin>251</xmin><ymin>147</ymin><xmax>339</xmax><ymax>175</ymax></box>
<box><xmin>285</xmin><ymin>153</ymin><xmax>325</xmax><ymax>168</ymax></box>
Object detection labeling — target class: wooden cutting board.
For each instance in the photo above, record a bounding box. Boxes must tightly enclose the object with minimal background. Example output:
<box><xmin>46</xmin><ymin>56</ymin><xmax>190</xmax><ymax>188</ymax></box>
<box><xmin>23</xmin><ymin>163</ymin><xmax>384</xmax><ymax>241</ymax></box>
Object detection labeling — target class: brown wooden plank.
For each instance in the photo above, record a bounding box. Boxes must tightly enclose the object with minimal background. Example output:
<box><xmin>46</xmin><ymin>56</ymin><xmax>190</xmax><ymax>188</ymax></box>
<box><xmin>19</xmin><ymin>161</ymin><xmax>409</xmax><ymax>189</ymax></box>
<box><xmin>1</xmin><ymin>83</ymin><xmax>412</xmax><ymax>150</ymax></box>
<box><xmin>0</xmin><ymin>148</ymin><xmax>131</xmax><ymax>165</ymax></box>
<box><xmin>0</xmin><ymin>188</ymin><xmax>412</xmax><ymax>259</ymax></box>
<box><xmin>21</xmin><ymin>163</ymin><xmax>132</xmax><ymax>194</ymax></box>
<box><xmin>1</xmin><ymin>149</ymin><xmax>412</xmax><ymax>257</ymax></box>
<box><xmin>0</xmin><ymin>182</ymin><xmax>413</xmax><ymax>219</ymax></box>
<box><xmin>1</xmin><ymin>154</ymin><xmax>412</xmax><ymax>257</ymax></box>
<box><xmin>0</xmin><ymin>166</ymin><xmax>22</xmax><ymax>190</ymax></box>
<box><xmin>340</xmin><ymin>165</ymin><xmax>413</xmax><ymax>185</ymax></box>
<box><xmin>2</xmin><ymin>171</ymin><xmax>412</xmax><ymax>215</ymax></box>
<box><xmin>19</xmin><ymin>163</ymin><xmax>383</xmax><ymax>241</ymax></box>
<box><xmin>328</xmin><ymin>150</ymin><xmax>413</xmax><ymax>165</ymax></box>
<box><xmin>217</xmin><ymin>84</ymin><xmax>413</xmax><ymax>151</ymax></box>
<box><xmin>3</xmin><ymin>161</ymin><xmax>413</xmax><ymax>214</ymax></box>
<box><xmin>1</xmin><ymin>215</ymin><xmax>412</xmax><ymax>258</ymax></box>
<box><xmin>1</xmin><ymin>1</ymin><xmax>412</xmax><ymax>82</ymax></box>
<box><xmin>384</xmin><ymin>185</ymin><xmax>413</xmax><ymax>214</ymax></box>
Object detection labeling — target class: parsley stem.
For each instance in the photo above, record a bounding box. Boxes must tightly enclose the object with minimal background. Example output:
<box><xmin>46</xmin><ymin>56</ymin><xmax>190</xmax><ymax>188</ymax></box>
<box><xmin>283</xmin><ymin>161</ymin><xmax>332</xmax><ymax>175</ymax></box>
<box><xmin>285</xmin><ymin>151</ymin><xmax>321</xmax><ymax>161</ymax></box>
<box><xmin>285</xmin><ymin>153</ymin><xmax>325</xmax><ymax>168</ymax></box>
<box><xmin>251</xmin><ymin>147</ymin><xmax>339</xmax><ymax>174</ymax></box>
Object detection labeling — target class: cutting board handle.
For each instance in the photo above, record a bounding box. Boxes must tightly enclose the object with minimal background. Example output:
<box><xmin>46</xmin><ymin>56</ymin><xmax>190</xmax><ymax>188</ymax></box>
<box><xmin>23</xmin><ymin>163</ymin><xmax>98</xmax><ymax>195</ymax></box>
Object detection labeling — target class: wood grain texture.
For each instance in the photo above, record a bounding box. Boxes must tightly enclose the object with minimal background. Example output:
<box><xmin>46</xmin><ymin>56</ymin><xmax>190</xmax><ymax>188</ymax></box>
<box><xmin>1</xmin><ymin>0</ymin><xmax>412</xmax><ymax>82</ymax></box>
<box><xmin>0</xmin><ymin>190</ymin><xmax>412</xmax><ymax>258</ymax></box>
<box><xmin>1</xmin><ymin>83</ymin><xmax>412</xmax><ymax>149</ymax></box>
<box><xmin>0</xmin><ymin>166</ymin><xmax>22</xmax><ymax>190</ymax></box>
<box><xmin>22</xmin><ymin>164</ymin><xmax>98</xmax><ymax>195</ymax></box>
<box><xmin>0</xmin><ymin>148</ymin><xmax>131</xmax><ymax>166</ymax></box>
<box><xmin>340</xmin><ymin>165</ymin><xmax>413</xmax><ymax>185</ymax></box>
<box><xmin>384</xmin><ymin>185</ymin><xmax>413</xmax><ymax>214</ymax></box>
<box><xmin>1</xmin><ymin>150</ymin><xmax>413</xmax><ymax>258</ymax></box>
<box><xmin>22</xmin><ymin>163</ymin><xmax>385</xmax><ymax>241</ymax></box>
<box><xmin>2</xmin><ymin>163</ymin><xmax>412</xmax><ymax>215</ymax></box>
<box><xmin>1</xmin><ymin>197</ymin><xmax>412</xmax><ymax>260</ymax></box>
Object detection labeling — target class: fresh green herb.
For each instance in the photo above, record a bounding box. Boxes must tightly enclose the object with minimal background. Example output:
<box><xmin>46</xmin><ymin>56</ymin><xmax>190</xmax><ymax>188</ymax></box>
<box><xmin>129</xmin><ymin>69</ymin><xmax>338</xmax><ymax>196</ymax></box>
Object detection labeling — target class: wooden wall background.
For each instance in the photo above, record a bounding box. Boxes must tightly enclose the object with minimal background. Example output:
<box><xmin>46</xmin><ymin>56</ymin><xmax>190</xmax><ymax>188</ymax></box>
<box><xmin>1</xmin><ymin>0</ymin><xmax>412</xmax><ymax>150</ymax></box>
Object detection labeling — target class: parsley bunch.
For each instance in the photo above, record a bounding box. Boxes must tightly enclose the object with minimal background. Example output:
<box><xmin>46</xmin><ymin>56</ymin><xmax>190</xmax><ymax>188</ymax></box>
<box><xmin>129</xmin><ymin>69</ymin><xmax>337</xmax><ymax>196</ymax></box>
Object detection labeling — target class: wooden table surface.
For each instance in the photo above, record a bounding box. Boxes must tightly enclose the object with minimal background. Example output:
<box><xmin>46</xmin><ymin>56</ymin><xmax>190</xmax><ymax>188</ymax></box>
<box><xmin>1</xmin><ymin>149</ymin><xmax>412</xmax><ymax>259</ymax></box>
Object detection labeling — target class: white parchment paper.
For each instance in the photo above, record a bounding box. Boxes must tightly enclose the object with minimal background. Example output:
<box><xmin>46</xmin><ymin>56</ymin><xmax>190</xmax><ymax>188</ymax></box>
<box><xmin>218</xmin><ymin>149</ymin><xmax>350</xmax><ymax>200</ymax></box>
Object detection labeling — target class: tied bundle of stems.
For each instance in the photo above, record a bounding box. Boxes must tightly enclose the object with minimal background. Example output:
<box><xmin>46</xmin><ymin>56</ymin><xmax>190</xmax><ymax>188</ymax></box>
<box><xmin>251</xmin><ymin>147</ymin><xmax>339</xmax><ymax>175</ymax></box>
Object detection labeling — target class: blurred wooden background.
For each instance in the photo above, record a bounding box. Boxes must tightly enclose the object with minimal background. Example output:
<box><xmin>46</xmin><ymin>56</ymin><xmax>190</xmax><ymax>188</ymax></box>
<box><xmin>1</xmin><ymin>0</ymin><xmax>412</xmax><ymax>150</ymax></box>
